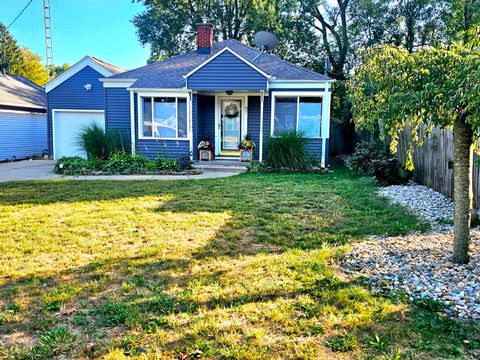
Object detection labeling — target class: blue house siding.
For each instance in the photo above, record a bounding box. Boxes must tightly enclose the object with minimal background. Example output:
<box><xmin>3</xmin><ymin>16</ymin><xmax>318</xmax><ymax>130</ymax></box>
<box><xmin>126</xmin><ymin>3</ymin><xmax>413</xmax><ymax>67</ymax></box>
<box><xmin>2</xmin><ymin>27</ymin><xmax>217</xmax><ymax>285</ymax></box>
<box><xmin>136</xmin><ymin>139</ymin><xmax>190</xmax><ymax>159</ymax></box>
<box><xmin>247</xmin><ymin>96</ymin><xmax>261</xmax><ymax>161</ymax></box>
<box><xmin>198</xmin><ymin>95</ymin><xmax>215</xmax><ymax>143</ymax></box>
<box><xmin>0</xmin><ymin>112</ymin><xmax>47</xmax><ymax>161</ymax></box>
<box><xmin>187</xmin><ymin>51</ymin><xmax>268</xmax><ymax>90</ymax></box>
<box><xmin>134</xmin><ymin>93</ymin><xmax>191</xmax><ymax>160</ymax></box>
<box><xmin>47</xmin><ymin>66</ymin><xmax>106</xmax><ymax>156</ymax></box>
<box><xmin>105</xmin><ymin>87</ymin><xmax>131</xmax><ymax>148</ymax></box>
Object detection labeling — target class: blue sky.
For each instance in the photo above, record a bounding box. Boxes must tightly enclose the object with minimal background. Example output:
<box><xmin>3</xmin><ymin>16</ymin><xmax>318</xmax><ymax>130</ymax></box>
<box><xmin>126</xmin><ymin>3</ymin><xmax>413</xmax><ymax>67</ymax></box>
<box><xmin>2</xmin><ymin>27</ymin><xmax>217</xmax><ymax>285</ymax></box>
<box><xmin>1</xmin><ymin>0</ymin><xmax>149</xmax><ymax>69</ymax></box>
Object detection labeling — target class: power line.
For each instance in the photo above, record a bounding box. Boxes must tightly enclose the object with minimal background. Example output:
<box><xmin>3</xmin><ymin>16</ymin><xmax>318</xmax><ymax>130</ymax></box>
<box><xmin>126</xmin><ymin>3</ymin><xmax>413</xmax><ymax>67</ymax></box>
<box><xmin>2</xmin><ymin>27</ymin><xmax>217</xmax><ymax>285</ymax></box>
<box><xmin>7</xmin><ymin>0</ymin><xmax>35</xmax><ymax>29</ymax></box>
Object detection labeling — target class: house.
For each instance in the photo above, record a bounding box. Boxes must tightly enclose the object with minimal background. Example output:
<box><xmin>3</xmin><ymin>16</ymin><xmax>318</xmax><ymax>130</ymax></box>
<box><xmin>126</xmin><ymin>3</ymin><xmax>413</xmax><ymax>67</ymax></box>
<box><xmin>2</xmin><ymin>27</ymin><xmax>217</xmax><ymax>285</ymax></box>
<box><xmin>46</xmin><ymin>24</ymin><xmax>333</xmax><ymax>166</ymax></box>
<box><xmin>0</xmin><ymin>71</ymin><xmax>47</xmax><ymax>161</ymax></box>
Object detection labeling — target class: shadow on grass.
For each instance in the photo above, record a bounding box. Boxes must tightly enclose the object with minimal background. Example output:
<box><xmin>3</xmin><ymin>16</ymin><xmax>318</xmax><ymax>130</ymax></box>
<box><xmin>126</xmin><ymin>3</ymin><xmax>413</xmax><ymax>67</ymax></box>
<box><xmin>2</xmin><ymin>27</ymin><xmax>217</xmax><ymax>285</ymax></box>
<box><xmin>0</xmin><ymin>168</ymin><xmax>439</xmax><ymax>358</ymax></box>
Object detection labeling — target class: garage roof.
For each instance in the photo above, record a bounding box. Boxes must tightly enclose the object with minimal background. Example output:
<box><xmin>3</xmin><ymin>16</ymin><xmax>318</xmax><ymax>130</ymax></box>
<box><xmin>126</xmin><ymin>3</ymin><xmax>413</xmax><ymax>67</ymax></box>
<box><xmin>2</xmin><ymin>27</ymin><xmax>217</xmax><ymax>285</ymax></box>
<box><xmin>0</xmin><ymin>73</ymin><xmax>46</xmax><ymax>110</ymax></box>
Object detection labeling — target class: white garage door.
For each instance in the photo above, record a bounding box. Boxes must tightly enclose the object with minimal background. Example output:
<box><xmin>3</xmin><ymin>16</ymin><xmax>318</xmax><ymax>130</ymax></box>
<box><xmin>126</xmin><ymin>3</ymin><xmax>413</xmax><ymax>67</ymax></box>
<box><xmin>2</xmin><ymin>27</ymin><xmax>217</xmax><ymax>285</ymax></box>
<box><xmin>53</xmin><ymin>110</ymin><xmax>105</xmax><ymax>159</ymax></box>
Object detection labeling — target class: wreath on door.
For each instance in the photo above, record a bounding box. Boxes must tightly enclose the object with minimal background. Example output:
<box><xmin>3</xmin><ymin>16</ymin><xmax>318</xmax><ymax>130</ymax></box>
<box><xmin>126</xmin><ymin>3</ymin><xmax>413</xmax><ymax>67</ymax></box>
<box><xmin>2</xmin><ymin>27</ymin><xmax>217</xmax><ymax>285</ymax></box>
<box><xmin>224</xmin><ymin>102</ymin><xmax>239</xmax><ymax>118</ymax></box>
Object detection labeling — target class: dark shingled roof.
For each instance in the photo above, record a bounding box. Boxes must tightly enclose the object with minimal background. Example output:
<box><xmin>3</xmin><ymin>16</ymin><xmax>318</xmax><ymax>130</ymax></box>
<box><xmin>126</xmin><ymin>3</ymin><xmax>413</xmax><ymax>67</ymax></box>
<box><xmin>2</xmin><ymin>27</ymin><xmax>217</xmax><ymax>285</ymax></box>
<box><xmin>111</xmin><ymin>39</ymin><xmax>330</xmax><ymax>88</ymax></box>
<box><xmin>0</xmin><ymin>73</ymin><xmax>46</xmax><ymax>109</ymax></box>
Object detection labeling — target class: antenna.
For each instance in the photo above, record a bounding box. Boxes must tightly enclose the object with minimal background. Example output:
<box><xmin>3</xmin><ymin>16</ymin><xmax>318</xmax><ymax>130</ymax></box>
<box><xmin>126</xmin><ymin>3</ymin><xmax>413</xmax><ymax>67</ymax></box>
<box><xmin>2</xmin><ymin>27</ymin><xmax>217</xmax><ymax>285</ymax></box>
<box><xmin>253</xmin><ymin>31</ymin><xmax>278</xmax><ymax>62</ymax></box>
<box><xmin>43</xmin><ymin>0</ymin><xmax>54</xmax><ymax>79</ymax></box>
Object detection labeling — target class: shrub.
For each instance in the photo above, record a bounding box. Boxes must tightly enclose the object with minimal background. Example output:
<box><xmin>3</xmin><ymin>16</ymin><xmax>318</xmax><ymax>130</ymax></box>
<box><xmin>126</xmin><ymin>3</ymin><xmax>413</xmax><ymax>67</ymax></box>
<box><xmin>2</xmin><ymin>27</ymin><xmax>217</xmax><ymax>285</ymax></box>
<box><xmin>177</xmin><ymin>155</ymin><xmax>194</xmax><ymax>170</ymax></box>
<box><xmin>54</xmin><ymin>156</ymin><xmax>90</xmax><ymax>175</ymax></box>
<box><xmin>78</xmin><ymin>123</ymin><xmax>124</xmax><ymax>160</ymax></box>
<box><xmin>104</xmin><ymin>151</ymin><xmax>151</xmax><ymax>174</ymax></box>
<box><xmin>350</xmin><ymin>141</ymin><xmax>412</xmax><ymax>185</ymax></box>
<box><xmin>247</xmin><ymin>161</ymin><xmax>267</xmax><ymax>173</ymax></box>
<box><xmin>266</xmin><ymin>131</ymin><xmax>311</xmax><ymax>171</ymax></box>
<box><xmin>154</xmin><ymin>157</ymin><xmax>180</xmax><ymax>172</ymax></box>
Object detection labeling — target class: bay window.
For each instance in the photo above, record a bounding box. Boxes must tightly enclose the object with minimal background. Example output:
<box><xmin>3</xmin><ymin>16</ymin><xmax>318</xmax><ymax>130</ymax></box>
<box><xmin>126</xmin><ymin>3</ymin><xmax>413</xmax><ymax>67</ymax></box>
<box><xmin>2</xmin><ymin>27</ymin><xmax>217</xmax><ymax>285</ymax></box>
<box><xmin>140</xmin><ymin>96</ymin><xmax>188</xmax><ymax>139</ymax></box>
<box><xmin>272</xmin><ymin>95</ymin><xmax>322</xmax><ymax>138</ymax></box>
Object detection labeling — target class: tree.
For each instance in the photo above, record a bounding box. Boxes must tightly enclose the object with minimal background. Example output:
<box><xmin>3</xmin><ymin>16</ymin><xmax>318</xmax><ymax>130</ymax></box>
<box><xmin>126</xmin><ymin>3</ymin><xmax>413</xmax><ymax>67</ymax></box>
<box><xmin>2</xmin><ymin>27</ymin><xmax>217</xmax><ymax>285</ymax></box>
<box><xmin>132</xmin><ymin>0</ymin><xmax>315</xmax><ymax>65</ymax></box>
<box><xmin>390</xmin><ymin>0</ymin><xmax>443</xmax><ymax>53</ymax></box>
<box><xmin>443</xmin><ymin>0</ymin><xmax>480</xmax><ymax>46</ymax></box>
<box><xmin>348</xmin><ymin>46</ymin><xmax>480</xmax><ymax>264</ymax></box>
<box><xmin>0</xmin><ymin>22</ymin><xmax>22</xmax><ymax>72</ymax></box>
<box><xmin>48</xmin><ymin>63</ymin><xmax>70</xmax><ymax>79</ymax></box>
<box><xmin>12</xmin><ymin>47</ymin><xmax>48</xmax><ymax>85</ymax></box>
<box><xmin>0</xmin><ymin>23</ymin><xmax>50</xmax><ymax>85</ymax></box>
<box><xmin>301</xmin><ymin>0</ymin><xmax>351</xmax><ymax>80</ymax></box>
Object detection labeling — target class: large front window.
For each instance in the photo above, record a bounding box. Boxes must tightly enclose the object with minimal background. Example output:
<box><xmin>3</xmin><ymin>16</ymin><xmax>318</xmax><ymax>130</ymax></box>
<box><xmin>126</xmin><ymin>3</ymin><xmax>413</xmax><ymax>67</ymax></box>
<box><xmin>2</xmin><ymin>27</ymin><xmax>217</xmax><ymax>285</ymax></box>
<box><xmin>273</xmin><ymin>95</ymin><xmax>322</xmax><ymax>138</ymax></box>
<box><xmin>141</xmin><ymin>96</ymin><xmax>188</xmax><ymax>139</ymax></box>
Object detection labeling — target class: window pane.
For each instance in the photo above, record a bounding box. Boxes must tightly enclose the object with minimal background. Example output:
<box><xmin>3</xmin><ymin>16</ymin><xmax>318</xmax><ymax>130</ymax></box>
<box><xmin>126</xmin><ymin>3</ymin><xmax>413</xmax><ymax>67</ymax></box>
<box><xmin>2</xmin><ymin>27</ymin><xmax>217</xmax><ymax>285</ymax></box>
<box><xmin>274</xmin><ymin>97</ymin><xmax>297</xmax><ymax>135</ymax></box>
<box><xmin>177</xmin><ymin>98</ymin><xmax>188</xmax><ymax>138</ymax></box>
<box><xmin>153</xmin><ymin>97</ymin><xmax>176</xmax><ymax>138</ymax></box>
<box><xmin>142</xmin><ymin>98</ymin><xmax>152</xmax><ymax>137</ymax></box>
<box><xmin>298</xmin><ymin>97</ymin><xmax>322</xmax><ymax>138</ymax></box>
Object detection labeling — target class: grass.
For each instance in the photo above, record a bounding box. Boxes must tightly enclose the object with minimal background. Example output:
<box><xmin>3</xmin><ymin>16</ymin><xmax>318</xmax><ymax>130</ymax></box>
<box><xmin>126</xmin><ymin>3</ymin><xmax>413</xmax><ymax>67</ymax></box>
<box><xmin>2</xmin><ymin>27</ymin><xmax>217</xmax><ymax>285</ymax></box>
<box><xmin>0</xmin><ymin>168</ymin><xmax>478</xmax><ymax>359</ymax></box>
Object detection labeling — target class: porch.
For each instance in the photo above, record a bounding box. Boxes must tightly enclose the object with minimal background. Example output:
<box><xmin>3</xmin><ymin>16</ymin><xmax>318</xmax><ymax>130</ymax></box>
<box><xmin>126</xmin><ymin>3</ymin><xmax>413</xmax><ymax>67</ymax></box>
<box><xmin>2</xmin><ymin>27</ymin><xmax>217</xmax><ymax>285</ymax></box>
<box><xmin>192</xmin><ymin>91</ymin><xmax>267</xmax><ymax>161</ymax></box>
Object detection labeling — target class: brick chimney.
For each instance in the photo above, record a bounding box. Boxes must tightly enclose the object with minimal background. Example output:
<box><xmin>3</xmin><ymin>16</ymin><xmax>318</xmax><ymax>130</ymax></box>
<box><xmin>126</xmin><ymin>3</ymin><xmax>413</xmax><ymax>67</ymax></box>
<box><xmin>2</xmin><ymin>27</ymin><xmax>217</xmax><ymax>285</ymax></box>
<box><xmin>196</xmin><ymin>23</ymin><xmax>213</xmax><ymax>54</ymax></box>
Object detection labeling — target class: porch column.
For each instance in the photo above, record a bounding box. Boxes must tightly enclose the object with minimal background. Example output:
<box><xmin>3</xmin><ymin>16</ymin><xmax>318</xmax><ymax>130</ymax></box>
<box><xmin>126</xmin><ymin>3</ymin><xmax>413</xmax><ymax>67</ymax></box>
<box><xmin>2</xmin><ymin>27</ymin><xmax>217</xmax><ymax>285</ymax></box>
<box><xmin>321</xmin><ymin>82</ymin><xmax>332</xmax><ymax>168</ymax></box>
<box><xmin>129</xmin><ymin>90</ymin><xmax>136</xmax><ymax>155</ymax></box>
<box><xmin>259</xmin><ymin>90</ymin><xmax>265</xmax><ymax>162</ymax></box>
<box><xmin>188</xmin><ymin>91</ymin><xmax>194</xmax><ymax>160</ymax></box>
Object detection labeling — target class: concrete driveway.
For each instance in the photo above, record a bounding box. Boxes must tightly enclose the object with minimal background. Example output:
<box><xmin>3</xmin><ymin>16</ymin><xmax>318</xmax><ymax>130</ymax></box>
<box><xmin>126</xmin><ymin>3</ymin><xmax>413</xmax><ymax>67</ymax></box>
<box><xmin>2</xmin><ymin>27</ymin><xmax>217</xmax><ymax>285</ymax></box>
<box><xmin>0</xmin><ymin>160</ymin><xmax>244</xmax><ymax>182</ymax></box>
<box><xmin>0</xmin><ymin>160</ymin><xmax>59</xmax><ymax>182</ymax></box>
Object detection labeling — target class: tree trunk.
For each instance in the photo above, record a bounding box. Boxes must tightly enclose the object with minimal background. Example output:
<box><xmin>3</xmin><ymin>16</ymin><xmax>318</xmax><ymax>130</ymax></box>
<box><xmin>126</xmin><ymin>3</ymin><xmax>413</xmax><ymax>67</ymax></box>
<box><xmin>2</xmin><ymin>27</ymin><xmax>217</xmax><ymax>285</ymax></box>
<box><xmin>452</xmin><ymin>113</ymin><xmax>474</xmax><ymax>264</ymax></box>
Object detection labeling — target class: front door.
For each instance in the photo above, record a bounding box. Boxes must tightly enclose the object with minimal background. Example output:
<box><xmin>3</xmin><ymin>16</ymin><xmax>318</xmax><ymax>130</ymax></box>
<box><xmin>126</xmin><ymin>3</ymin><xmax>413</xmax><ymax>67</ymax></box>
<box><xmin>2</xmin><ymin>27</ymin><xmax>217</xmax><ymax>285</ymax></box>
<box><xmin>220</xmin><ymin>98</ymin><xmax>242</xmax><ymax>151</ymax></box>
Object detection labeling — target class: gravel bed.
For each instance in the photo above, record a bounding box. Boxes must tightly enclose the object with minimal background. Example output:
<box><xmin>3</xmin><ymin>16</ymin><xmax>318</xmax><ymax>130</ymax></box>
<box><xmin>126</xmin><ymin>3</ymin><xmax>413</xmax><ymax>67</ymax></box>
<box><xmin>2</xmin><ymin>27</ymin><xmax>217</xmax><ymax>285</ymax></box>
<box><xmin>377</xmin><ymin>182</ymin><xmax>453</xmax><ymax>231</ymax></box>
<box><xmin>342</xmin><ymin>182</ymin><xmax>480</xmax><ymax>321</ymax></box>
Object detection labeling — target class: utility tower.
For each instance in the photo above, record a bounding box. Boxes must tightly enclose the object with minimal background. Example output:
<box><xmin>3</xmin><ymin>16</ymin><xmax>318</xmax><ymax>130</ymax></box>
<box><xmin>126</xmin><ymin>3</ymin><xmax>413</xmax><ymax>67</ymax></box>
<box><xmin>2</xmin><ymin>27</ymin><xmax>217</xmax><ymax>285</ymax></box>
<box><xmin>43</xmin><ymin>0</ymin><xmax>54</xmax><ymax>78</ymax></box>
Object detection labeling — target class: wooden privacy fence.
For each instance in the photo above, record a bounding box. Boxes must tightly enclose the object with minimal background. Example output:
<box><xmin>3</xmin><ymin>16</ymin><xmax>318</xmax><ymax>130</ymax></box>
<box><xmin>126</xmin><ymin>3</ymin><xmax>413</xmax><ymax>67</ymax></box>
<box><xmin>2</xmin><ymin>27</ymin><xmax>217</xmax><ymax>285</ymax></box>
<box><xmin>396</xmin><ymin>126</ymin><xmax>480</xmax><ymax>209</ymax></box>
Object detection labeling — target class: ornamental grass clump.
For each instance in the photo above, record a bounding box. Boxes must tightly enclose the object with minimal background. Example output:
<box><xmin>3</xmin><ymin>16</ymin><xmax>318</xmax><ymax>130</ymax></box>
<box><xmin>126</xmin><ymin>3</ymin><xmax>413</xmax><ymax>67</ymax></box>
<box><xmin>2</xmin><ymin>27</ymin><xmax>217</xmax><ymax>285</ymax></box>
<box><xmin>266</xmin><ymin>131</ymin><xmax>311</xmax><ymax>171</ymax></box>
<box><xmin>78</xmin><ymin>123</ymin><xmax>124</xmax><ymax>160</ymax></box>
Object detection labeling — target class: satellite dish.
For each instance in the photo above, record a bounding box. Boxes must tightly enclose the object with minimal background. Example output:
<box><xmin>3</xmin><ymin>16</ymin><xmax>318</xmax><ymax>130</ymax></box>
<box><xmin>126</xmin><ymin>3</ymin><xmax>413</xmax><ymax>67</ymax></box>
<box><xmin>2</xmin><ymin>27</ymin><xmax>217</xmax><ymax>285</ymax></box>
<box><xmin>254</xmin><ymin>31</ymin><xmax>278</xmax><ymax>51</ymax></box>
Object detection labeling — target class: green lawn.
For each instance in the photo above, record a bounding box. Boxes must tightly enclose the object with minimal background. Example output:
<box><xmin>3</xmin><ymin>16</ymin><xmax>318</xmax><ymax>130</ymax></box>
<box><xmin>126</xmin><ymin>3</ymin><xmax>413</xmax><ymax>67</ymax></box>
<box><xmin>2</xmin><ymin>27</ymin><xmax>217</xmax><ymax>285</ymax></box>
<box><xmin>0</xmin><ymin>169</ymin><xmax>478</xmax><ymax>359</ymax></box>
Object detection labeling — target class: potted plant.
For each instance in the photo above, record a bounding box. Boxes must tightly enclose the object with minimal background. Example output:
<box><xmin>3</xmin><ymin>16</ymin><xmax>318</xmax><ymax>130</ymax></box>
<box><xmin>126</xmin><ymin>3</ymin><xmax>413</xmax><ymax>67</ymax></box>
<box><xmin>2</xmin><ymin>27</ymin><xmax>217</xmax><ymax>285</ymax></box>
<box><xmin>198</xmin><ymin>136</ymin><xmax>214</xmax><ymax>161</ymax></box>
<box><xmin>238</xmin><ymin>134</ymin><xmax>255</xmax><ymax>162</ymax></box>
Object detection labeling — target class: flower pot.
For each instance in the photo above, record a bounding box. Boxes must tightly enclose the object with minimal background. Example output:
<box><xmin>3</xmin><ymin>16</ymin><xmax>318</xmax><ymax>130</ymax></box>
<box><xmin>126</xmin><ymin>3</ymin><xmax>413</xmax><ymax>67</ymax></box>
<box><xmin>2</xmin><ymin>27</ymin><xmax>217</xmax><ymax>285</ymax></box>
<box><xmin>199</xmin><ymin>149</ymin><xmax>212</xmax><ymax>161</ymax></box>
<box><xmin>239</xmin><ymin>149</ymin><xmax>253</xmax><ymax>162</ymax></box>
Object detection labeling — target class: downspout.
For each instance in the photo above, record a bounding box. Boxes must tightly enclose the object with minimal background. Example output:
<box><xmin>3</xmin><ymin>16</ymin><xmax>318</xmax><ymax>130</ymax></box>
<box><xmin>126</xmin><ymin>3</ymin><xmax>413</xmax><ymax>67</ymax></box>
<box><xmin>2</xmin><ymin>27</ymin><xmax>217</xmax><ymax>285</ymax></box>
<box><xmin>259</xmin><ymin>90</ymin><xmax>265</xmax><ymax>162</ymax></box>
<box><xmin>130</xmin><ymin>90</ymin><xmax>136</xmax><ymax>155</ymax></box>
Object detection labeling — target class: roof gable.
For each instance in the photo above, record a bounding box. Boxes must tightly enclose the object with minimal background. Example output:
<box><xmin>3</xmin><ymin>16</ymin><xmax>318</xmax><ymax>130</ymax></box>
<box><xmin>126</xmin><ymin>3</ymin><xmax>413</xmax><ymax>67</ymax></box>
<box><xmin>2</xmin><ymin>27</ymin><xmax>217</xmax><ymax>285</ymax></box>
<box><xmin>110</xmin><ymin>39</ymin><xmax>330</xmax><ymax>89</ymax></box>
<box><xmin>184</xmin><ymin>47</ymin><xmax>270</xmax><ymax>79</ymax></box>
<box><xmin>45</xmin><ymin>56</ymin><xmax>125</xmax><ymax>93</ymax></box>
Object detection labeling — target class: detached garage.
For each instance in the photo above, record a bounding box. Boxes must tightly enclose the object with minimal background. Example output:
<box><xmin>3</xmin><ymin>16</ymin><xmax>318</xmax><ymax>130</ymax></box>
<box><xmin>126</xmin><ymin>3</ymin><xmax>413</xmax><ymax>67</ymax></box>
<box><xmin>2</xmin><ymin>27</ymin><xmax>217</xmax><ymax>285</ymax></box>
<box><xmin>45</xmin><ymin>56</ymin><xmax>124</xmax><ymax>159</ymax></box>
<box><xmin>0</xmin><ymin>72</ymin><xmax>47</xmax><ymax>161</ymax></box>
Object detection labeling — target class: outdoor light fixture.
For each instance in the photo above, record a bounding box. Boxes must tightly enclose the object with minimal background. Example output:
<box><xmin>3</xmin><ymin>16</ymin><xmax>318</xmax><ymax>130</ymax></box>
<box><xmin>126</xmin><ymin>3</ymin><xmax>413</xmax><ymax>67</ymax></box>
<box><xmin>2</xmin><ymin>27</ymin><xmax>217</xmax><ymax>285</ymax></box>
<box><xmin>226</xmin><ymin>90</ymin><xmax>233</xmax><ymax>95</ymax></box>
<box><xmin>84</xmin><ymin>84</ymin><xmax>92</xmax><ymax>91</ymax></box>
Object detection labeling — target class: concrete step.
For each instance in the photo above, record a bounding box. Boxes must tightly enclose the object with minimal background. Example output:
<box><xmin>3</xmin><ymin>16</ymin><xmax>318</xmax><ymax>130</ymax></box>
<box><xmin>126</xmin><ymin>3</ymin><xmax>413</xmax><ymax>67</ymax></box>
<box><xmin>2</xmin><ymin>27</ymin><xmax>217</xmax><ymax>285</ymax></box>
<box><xmin>194</xmin><ymin>160</ymin><xmax>249</xmax><ymax>172</ymax></box>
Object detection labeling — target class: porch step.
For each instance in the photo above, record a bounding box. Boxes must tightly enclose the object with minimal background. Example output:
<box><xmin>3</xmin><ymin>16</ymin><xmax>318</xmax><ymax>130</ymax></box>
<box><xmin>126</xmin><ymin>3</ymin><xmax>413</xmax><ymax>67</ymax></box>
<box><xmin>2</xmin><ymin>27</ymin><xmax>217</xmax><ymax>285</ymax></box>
<box><xmin>194</xmin><ymin>160</ymin><xmax>249</xmax><ymax>172</ymax></box>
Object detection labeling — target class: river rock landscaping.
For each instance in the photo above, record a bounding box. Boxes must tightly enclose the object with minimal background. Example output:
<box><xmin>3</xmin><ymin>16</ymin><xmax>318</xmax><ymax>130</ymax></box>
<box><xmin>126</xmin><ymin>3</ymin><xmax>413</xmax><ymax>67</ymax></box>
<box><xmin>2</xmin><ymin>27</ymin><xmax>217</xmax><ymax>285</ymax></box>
<box><xmin>342</xmin><ymin>182</ymin><xmax>480</xmax><ymax>321</ymax></box>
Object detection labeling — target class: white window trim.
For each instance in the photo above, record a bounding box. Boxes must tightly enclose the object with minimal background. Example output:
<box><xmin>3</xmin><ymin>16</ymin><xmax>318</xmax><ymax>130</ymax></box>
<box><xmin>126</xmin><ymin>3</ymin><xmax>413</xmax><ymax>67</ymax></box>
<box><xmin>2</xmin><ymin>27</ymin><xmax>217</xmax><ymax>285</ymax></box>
<box><xmin>137</xmin><ymin>94</ymin><xmax>190</xmax><ymax>141</ymax></box>
<box><xmin>51</xmin><ymin>109</ymin><xmax>105</xmax><ymax>160</ymax></box>
<box><xmin>270</xmin><ymin>91</ymin><xmax>324</xmax><ymax>139</ymax></box>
